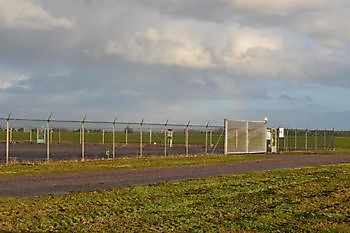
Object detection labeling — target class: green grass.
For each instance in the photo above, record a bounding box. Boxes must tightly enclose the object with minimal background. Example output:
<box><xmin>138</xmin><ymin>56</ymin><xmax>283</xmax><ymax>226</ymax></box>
<box><xmin>0</xmin><ymin>164</ymin><xmax>349</xmax><ymax>232</ymax></box>
<box><xmin>0</xmin><ymin>130</ymin><xmax>224</xmax><ymax>146</ymax></box>
<box><xmin>0</xmin><ymin>154</ymin><xmax>264</xmax><ymax>177</ymax></box>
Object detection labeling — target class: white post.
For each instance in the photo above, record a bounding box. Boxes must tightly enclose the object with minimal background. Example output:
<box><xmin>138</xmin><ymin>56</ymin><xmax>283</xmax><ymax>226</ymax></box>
<box><xmin>205</xmin><ymin>127</ymin><xmax>208</xmax><ymax>154</ymax></box>
<box><xmin>112</xmin><ymin>115</ymin><xmax>117</xmax><ymax>159</ymax></box>
<box><xmin>149</xmin><ymin>128</ymin><xmax>152</xmax><ymax>144</ymax></box>
<box><xmin>102</xmin><ymin>129</ymin><xmax>105</xmax><ymax>144</ymax></box>
<box><xmin>6</xmin><ymin>120</ymin><xmax>9</xmax><ymax>165</ymax></box>
<box><xmin>164</xmin><ymin>119</ymin><xmax>168</xmax><ymax>157</ymax></box>
<box><xmin>81</xmin><ymin>114</ymin><xmax>86</xmax><ymax>161</ymax></box>
<box><xmin>36</xmin><ymin>128</ymin><xmax>39</xmax><ymax>142</ymax></box>
<box><xmin>224</xmin><ymin>119</ymin><xmax>228</xmax><ymax>155</ymax></box>
<box><xmin>29</xmin><ymin>128</ymin><xmax>32</xmax><ymax>142</ymax></box>
<box><xmin>164</xmin><ymin>130</ymin><xmax>167</xmax><ymax>156</ymax></box>
<box><xmin>305</xmin><ymin>129</ymin><xmax>308</xmax><ymax>151</ymax></box>
<box><xmin>210</xmin><ymin>130</ymin><xmax>213</xmax><ymax>148</ymax></box>
<box><xmin>246</xmin><ymin>121</ymin><xmax>249</xmax><ymax>153</ymax></box>
<box><xmin>81</xmin><ymin>123</ymin><xmax>85</xmax><ymax>161</ymax></box>
<box><xmin>46</xmin><ymin>122</ymin><xmax>50</xmax><ymax>161</ymax></box>
<box><xmin>112</xmin><ymin>124</ymin><xmax>116</xmax><ymax>159</ymax></box>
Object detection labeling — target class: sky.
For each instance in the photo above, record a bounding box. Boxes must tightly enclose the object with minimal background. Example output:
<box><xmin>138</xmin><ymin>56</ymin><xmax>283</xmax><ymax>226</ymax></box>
<box><xmin>0</xmin><ymin>0</ymin><xmax>350</xmax><ymax>129</ymax></box>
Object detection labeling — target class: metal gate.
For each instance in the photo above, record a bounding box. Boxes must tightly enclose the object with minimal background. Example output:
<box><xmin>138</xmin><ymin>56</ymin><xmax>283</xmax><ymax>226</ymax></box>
<box><xmin>224</xmin><ymin>119</ymin><xmax>267</xmax><ymax>154</ymax></box>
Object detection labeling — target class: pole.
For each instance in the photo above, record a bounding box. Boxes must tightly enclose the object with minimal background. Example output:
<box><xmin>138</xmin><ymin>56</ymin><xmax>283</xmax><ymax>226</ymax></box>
<box><xmin>305</xmin><ymin>129</ymin><xmax>308</xmax><ymax>151</ymax></box>
<box><xmin>112</xmin><ymin>115</ymin><xmax>117</xmax><ymax>159</ymax></box>
<box><xmin>36</xmin><ymin>128</ymin><xmax>39</xmax><ymax>142</ymax></box>
<box><xmin>164</xmin><ymin>119</ymin><xmax>168</xmax><ymax>157</ymax></box>
<box><xmin>324</xmin><ymin>129</ymin><xmax>326</xmax><ymax>150</ymax></box>
<box><xmin>294</xmin><ymin>129</ymin><xmax>297</xmax><ymax>151</ymax></box>
<box><xmin>149</xmin><ymin>128</ymin><xmax>152</xmax><ymax>144</ymax></box>
<box><xmin>6</xmin><ymin>120</ymin><xmax>9</xmax><ymax>165</ymax></box>
<box><xmin>102</xmin><ymin>129</ymin><xmax>105</xmax><ymax>144</ymax></box>
<box><xmin>185</xmin><ymin>120</ymin><xmax>190</xmax><ymax>156</ymax></box>
<box><xmin>46</xmin><ymin>113</ymin><xmax>52</xmax><ymax>161</ymax></box>
<box><xmin>46</xmin><ymin>121</ymin><xmax>50</xmax><ymax>161</ymax></box>
<box><xmin>205</xmin><ymin>124</ymin><xmax>208</xmax><ymax>154</ymax></box>
<box><xmin>29</xmin><ymin>128</ymin><xmax>32</xmax><ymax>142</ymax></box>
<box><xmin>81</xmin><ymin>114</ymin><xmax>87</xmax><ymax>161</ymax></box>
<box><xmin>125</xmin><ymin>127</ymin><xmax>128</xmax><ymax>145</ymax></box>
<box><xmin>315</xmin><ymin>130</ymin><xmax>318</xmax><ymax>150</ymax></box>
<box><xmin>139</xmin><ymin>118</ymin><xmax>144</xmax><ymax>157</ymax></box>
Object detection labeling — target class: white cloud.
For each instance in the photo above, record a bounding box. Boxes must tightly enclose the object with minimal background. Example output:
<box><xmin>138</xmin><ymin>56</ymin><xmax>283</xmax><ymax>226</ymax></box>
<box><xmin>0</xmin><ymin>0</ymin><xmax>75</xmax><ymax>30</ymax></box>
<box><xmin>106</xmin><ymin>28</ymin><xmax>212</xmax><ymax>69</ymax></box>
<box><xmin>225</xmin><ymin>0</ymin><xmax>331</xmax><ymax>15</ymax></box>
<box><xmin>0</xmin><ymin>71</ymin><xmax>30</xmax><ymax>89</ymax></box>
<box><xmin>215</xmin><ymin>29</ymin><xmax>282</xmax><ymax>66</ymax></box>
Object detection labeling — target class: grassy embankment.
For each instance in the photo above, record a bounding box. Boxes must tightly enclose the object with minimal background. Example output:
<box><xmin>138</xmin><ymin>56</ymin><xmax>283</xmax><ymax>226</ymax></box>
<box><xmin>0</xmin><ymin>164</ymin><xmax>349</xmax><ymax>232</ymax></box>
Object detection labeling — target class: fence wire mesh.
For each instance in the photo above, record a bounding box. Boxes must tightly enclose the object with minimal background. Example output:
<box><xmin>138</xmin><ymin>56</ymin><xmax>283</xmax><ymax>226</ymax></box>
<box><xmin>0</xmin><ymin>117</ymin><xmax>224</xmax><ymax>163</ymax></box>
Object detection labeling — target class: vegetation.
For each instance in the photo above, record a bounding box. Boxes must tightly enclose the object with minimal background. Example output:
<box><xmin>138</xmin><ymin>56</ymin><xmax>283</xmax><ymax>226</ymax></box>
<box><xmin>0</xmin><ymin>130</ymin><xmax>224</xmax><ymax>146</ymax></box>
<box><xmin>0</xmin><ymin>154</ymin><xmax>264</xmax><ymax>177</ymax></box>
<box><xmin>0</xmin><ymin>164</ymin><xmax>349</xmax><ymax>232</ymax></box>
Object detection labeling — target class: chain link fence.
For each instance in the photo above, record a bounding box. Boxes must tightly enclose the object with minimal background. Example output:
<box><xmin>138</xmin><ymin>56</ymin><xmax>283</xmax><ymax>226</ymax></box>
<box><xmin>276</xmin><ymin>128</ymin><xmax>338</xmax><ymax>152</ymax></box>
<box><xmin>0</xmin><ymin>116</ymin><xmax>224</xmax><ymax>164</ymax></box>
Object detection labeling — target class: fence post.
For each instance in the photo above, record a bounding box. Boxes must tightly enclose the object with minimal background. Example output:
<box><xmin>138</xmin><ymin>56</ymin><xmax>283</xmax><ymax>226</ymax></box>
<box><xmin>185</xmin><ymin>120</ymin><xmax>190</xmax><ymax>156</ymax></box>
<box><xmin>315</xmin><ymin>129</ymin><xmax>318</xmax><ymax>150</ymax></box>
<box><xmin>102</xmin><ymin>129</ymin><xmax>105</xmax><ymax>144</ymax></box>
<box><xmin>139</xmin><ymin>118</ymin><xmax>144</xmax><ymax>157</ymax></box>
<box><xmin>125</xmin><ymin>126</ymin><xmax>128</xmax><ymax>145</ymax></box>
<box><xmin>29</xmin><ymin>128</ymin><xmax>32</xmax><ymax>142</ymax></box>
<box><xmin>205</xmin><ymin>122</ymin><xmax>209</xmax><ymax>154</ymax></box>
<box><xmin>246</xmin><ymin>121</ymin><xmax>249</xmax><ymax>153</ymax></box>
<box><xmin>81</xmin><ymin>114</ymin><xmax>87</xmax><ymax>161</ymax></box>
<box><xmin>324</xmin><ymin>129</ymin><xmax>326</xmax><ymax>150</ymax></box>
<box><xmin>294</xmin><ymin>129</ymin><xmax>298</xmax><ymax>150</ymax></box>
<box><xmin>149</xmin><ymin>128</ymin><xmax>152</xmax><ymax>145</ymax></box>
<box><xmin>305</xmin><ymin>129</ymin><xmax>308</xmax><ymax>151</ymax></box>
<box><xmin>112</xmin><ymin>115</ymin><xmax>117</xmax><ymax>159</ymax></box>
<box><xmin>164</xmin><ymin>119</ymin><xmax>168</xmax><ymax>157</ymax></box>
<box><xmin>5</xmin><ymin>112</ymin><xmax>11</xmax><ymax>165</ymax></box>
<box><xmin>46</xmin><ymin>113</ymin><xmax>52</xmax><ymax>161</ymax></box>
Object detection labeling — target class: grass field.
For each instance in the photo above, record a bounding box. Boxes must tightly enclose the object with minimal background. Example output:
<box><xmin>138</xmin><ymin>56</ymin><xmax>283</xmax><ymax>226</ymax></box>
<box><xmin>0</xmin><ymin>130</ymin><xmax>224</xmax><ymax>146</ymax></box>
<box><xmin>0</xmin><ymin>154</ymin><xmax>264</xmax><ymax>177</ymax></box>
<box><xmin>0</xmin><ymin>164</ymin><xmax>349</xmax><ymax>232</ymax></box>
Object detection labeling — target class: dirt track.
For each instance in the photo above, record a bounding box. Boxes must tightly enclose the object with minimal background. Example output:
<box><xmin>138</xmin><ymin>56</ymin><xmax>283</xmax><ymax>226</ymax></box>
<box><xmin>0</xmin><ymin>154</ymin><xmax>349</xmax><ymax>197</ymax></box>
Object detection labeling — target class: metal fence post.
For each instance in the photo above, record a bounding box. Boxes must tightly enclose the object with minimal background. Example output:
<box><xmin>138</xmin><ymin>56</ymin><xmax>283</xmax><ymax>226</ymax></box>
<box><xmin>246</xmin><ymin>121</ymin><xmax>249</xmax><ymax>153</ymax></box>
<box><xmin>164</xmin><ymin>119</ymin><xmax>168</xmax><ymax>157</ymax></box>
<box><xmin>29</xmin><ymin>128</ymin><xmax>32</xmax><ymax>143</ymax></box>
<box><xmin>294</xmin><ymin>129</ymin><xmax>297</xmax><ymax>151</ymax></box>
<box><xmin>139</xmin><ymin>118</ymin><xmax>144</xmax><ymax>157</ymax></box>
<box><xmin>112</xmin><ymin>115</ymin><xmax>117</xmax><ymax>159</ymax></box>
<box><xmin>324</xmin><ymin>129</ymin><xmax>326</xmax><ymax>150</ymax></box>
<box><xmin>149</xmin><ymin>128</ymin><xmax>152</xmax><ymax>145</ymax></box>
<box><xmin>102</xmin><ymin>129</ymin><xmax>105</xmax><ymax>144</ymax></box>
<box><xmin>5</xmin><ymin>112</ymin><xmax>11</xmax><ymax>165</ymax></box>
<box><xmin>185</xmin><ymin>120</ymin><xmax>190</xmax><ymax>156</ymax></box>
<box><xmin>315</xmin><ymin>129</ymin><xmax>318</xmax><ymax>150</ymax></box>
<box><xmin>125</xmin><ymin>126</ymin><xmax>128</xmax><ymax>145</ymax></box>
<box><xmin>305</xmin><ymin>129</ymin><xmax>308</xmax><ymax>151</ymax></box>
<box><xmin>205</xmin><ymin>122</ymin><xmax>209</xmax><ymax>154</ymax></box>
<box><xmin>46</xmin><ymin>113</ymin><xmax>52</xmax><ymax>161</ymax></box>
<box><xmin>81</xmin><ymin>114</ymin><xmax>87</xmax><ymax>161</ymax></box>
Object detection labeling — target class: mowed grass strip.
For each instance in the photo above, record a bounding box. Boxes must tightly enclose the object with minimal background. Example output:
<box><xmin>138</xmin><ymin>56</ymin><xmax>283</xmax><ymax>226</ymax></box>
<box><xmin>0</xmin><ymin>154</ymin><xmax>265</xmax><ymax>177</ymax></box>
<box><xmin>0</xmin><ymin>164</ymin><xmax>349</xmax><ymax>232</ymax></box>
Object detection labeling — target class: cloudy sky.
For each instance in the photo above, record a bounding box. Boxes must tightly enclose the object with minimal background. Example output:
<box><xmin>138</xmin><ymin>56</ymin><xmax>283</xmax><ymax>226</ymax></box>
<box><xmin>0</xmin><ymin>0</ymin><xmax>350</xmax><ymax>129</ymax></box>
